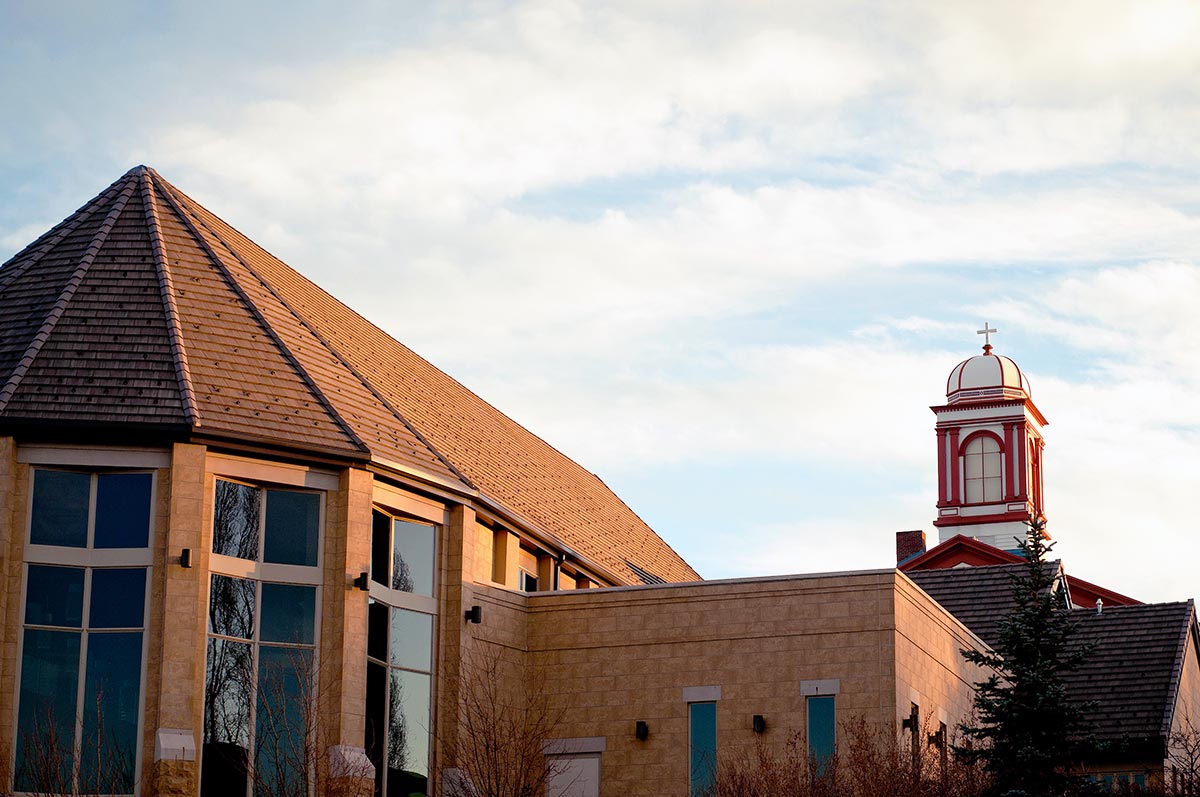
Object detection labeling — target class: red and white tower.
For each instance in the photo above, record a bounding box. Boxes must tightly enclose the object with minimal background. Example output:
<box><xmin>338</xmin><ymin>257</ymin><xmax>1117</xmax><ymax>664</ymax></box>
<box><xmin>932</xmin><ymin>325</ymin><xmax>1047</xmax><ymax>551</ymax></box>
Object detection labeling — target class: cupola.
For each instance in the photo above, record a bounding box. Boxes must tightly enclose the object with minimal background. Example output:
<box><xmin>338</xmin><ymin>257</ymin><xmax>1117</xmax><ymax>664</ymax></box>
<box><xmin>945</xmin><ymin>347</ymin><xmax>1030</xmax><ymax>404</ymax></box>
<box><xmin>931</xmin><ymin>325</ymin><xmax>1048</xmax><ymax>552</ymax></box>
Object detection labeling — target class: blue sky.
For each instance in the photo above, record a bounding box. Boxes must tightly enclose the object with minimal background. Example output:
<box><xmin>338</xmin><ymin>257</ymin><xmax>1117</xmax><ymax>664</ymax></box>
<box><xmin>3</xmin><ymin>1</ymin><xmax>1199</xmax><ymax>601</ymax></box>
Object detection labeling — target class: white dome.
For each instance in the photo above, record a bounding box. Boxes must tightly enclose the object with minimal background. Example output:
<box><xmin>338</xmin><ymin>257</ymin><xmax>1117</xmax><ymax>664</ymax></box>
<box><xmin>946</xmin><ymin>347</ymin><xmax>1030</xmax><ymax>404</ymax></box>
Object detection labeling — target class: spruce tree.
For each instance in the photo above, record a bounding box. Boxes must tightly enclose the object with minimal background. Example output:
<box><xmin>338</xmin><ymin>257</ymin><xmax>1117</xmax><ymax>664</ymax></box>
<box><xmin>956</xmin><ymin>521</ymin><xmax>1093</xmax><ymax>797</ymax></box>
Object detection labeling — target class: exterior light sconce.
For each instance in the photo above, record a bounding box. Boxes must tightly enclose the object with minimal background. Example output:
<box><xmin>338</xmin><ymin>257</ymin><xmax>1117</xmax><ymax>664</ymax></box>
<box><xmin>635</xmin><ymin>721</ymin><xmax>649</xmax><ymax>741</ymax></box>
<box><xmin>752</xmin><ymin>714</ymin><xmax>766</xmax><ymax>734</ymax></box>
<box><xmin>928</xmin><ymin>728</ymin><xmax>945</xmax><ymax>748</ymax></box>
<box><xmin>179</xmin><ymin>548</ymin><xmax>192</xmax><ymax>568</ymax></box>
<box><xmin>465</xmin><ymin>605</ymin><xmax>482</xmax><ymax>624</ymax></box>
<box><xmin>353</xmin><ymin>572</ymin><xmax>370</xmax><ymax>591</ymax></box>
<box><xmin>901</xmin><ymin>705</ymin><xmax>919</xmax><ymax>731</ymax></box>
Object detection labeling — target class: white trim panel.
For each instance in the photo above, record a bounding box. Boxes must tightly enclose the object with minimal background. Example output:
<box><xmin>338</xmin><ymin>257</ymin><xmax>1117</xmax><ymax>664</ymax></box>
<box><xmin>18</xmin><ymin>445</ymin><xmax>171</xmax><ymax>468</ymax></box>
<box><xmin>800</xmin><ymin>679</ymin><xmax>841</xmax><ymax>696</ymax></box>
<box><xmin>543</xmin><ymin>737</ymin><xmax>607</xmax><ymax>755</ymax></box>
<box><xmin>373</xmin><ymin>480</ymin><xmax>446</xmax><ymax>524</ymax></box>
<box><xmin>207</xmin><ymin>452</ymin><xmax>339</xmax><ymax>491</ymax></box>
<box><xmin>682</xmin><ymin>685</ymin><xmax>722</xmax><ymax>703</ymax></box>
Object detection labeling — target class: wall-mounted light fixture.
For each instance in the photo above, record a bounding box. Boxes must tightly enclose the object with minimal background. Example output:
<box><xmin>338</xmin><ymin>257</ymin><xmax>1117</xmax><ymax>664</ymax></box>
<box><xmin>752</xmin><ymin>714</ymin><xmax>766</xmax><ymax>734</ymax></box>
<box><xmin>179</xmin><ymin>548</ymin><xmax>192</xmax><ymax>568</ymax></box>
<box><xmin>353</xmin><ymin>572</ymin><xmax>370</xmax><ymax>591</ymax></box>
<box><xmin>635</xmin><ymin>721</ymin><xmax>649</xmax><ymax>741</ymax></box>
<box><xmin>465</xmin><ymin>605</ymin><xmax>482</xmax><ymax>624</ymax></box>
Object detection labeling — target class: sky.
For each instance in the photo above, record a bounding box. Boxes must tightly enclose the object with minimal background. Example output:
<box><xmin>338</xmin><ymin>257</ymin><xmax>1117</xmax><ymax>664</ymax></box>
<box><xmin>2</xmin><ymin>1</ymin><xmax>1198</xmax><ymax>602</ymax></box>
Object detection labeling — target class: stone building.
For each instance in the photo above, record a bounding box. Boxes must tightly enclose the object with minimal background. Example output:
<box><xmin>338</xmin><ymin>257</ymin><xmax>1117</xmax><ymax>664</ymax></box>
<box><xmin>0</xmin><ymin>167</ymin><xmax>1190</xmax><ymax>797</ymax></box>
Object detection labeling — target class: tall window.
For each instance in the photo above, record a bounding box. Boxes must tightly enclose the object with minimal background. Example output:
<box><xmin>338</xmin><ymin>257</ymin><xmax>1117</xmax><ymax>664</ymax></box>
<box><xmin>202</xmin><ymin>479</ymin><xmax>322</xmax><ymax>797</ymax></box>
<box><xmin>688</xmin><ymin>702</ymin><xmax>717</xmax><ymax>797</ymax></box>
<box><xmin>963</xmin><ymin>435</ymin><xmax>1002</xmax><ymax>503</ymax></box>
<box><xmin>366</xmin><ymin>509</ymin><xmax>438</xmax><ymax>797</ymax></box>
<box><xmin>807</xmin><ymin>696</ymin><xmax>835</xmax><ymax>778</ymax></box>
<box><xmin>16</xmin><ymin>469</ymin><xmax>153</xmax><ymax>795</ymax></box>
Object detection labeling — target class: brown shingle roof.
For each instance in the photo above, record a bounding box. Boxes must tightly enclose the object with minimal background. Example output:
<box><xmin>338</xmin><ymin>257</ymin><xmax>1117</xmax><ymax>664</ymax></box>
<box><xmin>0</xmin><ymin>167</ymin><xmax>700</xmax><ymax>586</ymax></box>
<box><xmin>908</xmin><ymin>564</ymin><xmax>1195</xmax><ymax>752</ymax></box>
<box><xmin>1068</xmin><ymin>601</ymin><xmax>1195</xmax><ymax>747</ymax></box>
<box><xmin>907</xmin><ymin>561</ymin><xmax>1063</xmax><ymax>645</ymax></box>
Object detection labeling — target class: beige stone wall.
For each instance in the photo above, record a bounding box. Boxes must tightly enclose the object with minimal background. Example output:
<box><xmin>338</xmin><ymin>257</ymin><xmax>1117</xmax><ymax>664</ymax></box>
<box><xmin>1165</xmin><ymin>624</ymin><xmax>1200</xmax><ymax>781</ymax></box>
<box><xmin>144</xmin><ymin>445</ymin><xmax>198</xmax><ymax>792</ymax></box>
<box><xmin>892</xmin><ymin>572</ymin><xmax>990</xmax><ymax>738</ymax></box>
<box><xmin>320</xmin><ymin>466</ymin><xmax>374</xmax><ymax>749</ymax></box>
<box><xmin>520</xmin><ymin>571</ymin><xmax>939</xmax><ymax>797</ymax></box>
<box><xmin>471</xmin><ymin>520</ymin><xmax>494</xmax><ymax>587</ymax></box>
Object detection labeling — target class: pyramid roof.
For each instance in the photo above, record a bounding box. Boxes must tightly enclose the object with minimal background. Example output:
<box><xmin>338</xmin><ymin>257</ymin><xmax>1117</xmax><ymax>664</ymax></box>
<box><xmin>0</xmin><ymin>166</ymin><xmax>699</xmax><ymax>586</ymax></box>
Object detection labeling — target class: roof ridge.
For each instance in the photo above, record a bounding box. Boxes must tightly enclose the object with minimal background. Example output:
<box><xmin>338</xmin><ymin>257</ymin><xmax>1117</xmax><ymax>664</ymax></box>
<box><xmin>0</xmin><ymin>172</ymin><xmax>129</xmax><ymax>293</ymax></box>
<box><xmin>151</xmin><ymin>172</ymin><xmax>476</xmax><ymax>490</ymax></box>
<box><xmin>0</xmin><ymin>177</ymin><xmax>137</xmax><ymax>414</ymax></box>
<box><xmin>150</xmin><ymin>172</ymin><xmax>370</xmax><ymax>456</ymax></box>
<box><xmin>139</xmin><ymin>170</ymin><xmax>200</xmax><ymax>426</ymax></box>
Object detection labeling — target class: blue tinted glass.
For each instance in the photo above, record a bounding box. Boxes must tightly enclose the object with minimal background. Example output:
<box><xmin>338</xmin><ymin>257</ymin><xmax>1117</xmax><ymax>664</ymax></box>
<box><xmin>25</xmin><ymin>565</ymin><xmax>84</xmax><ymax>628</ymax></box>
<box><xmin>392</xmin><ymin>520</ymin><xmax>434</xmax><ymax>596</ymax></box>
<box><xmin>202</xmin><ymin>638</ymin><xmax>252</xmax><ymax>797</ymax></box>
<box><xmin>371</xmin><ymin>511</ymin><xmax>391</xmax><ymax>587</ymax></box>
<box><xmin>689</xmin><ymin>702</ymin><xmax>717</xmax><ymax>797</ymax></box>
<box><xmin>256</xmin><ymin>646</ymin><xmax>312</xmax><ymax>797</ymax></box>
<box><xmin>260</xmin><ymin>584</ymin><xmax>315</xmax><ymax>645</ymax></box>
<box><xmin>204</xmin><ymin>638</ymin><xmax>252</xmax><ymax>747</ymax></box>
<box><xmin>263</xmin><ymin>490</ymin><xmax>319</xmax><ymax>567</ymax></box>
<box><xmin>389</xmin><ymin>669</ymin><xmax>431</xmax><ymax>781</ymax></box>
<box><xmin>365</xmin><ymin>661</ymin><xmax>387</xmax><ymax>792</ymax></box>
<box><xmin>15</xmin><ymin>629</ymin><xmax>80</xmax><ymax>792</ymax></box>
<box><xmin>390</xmin><ymin>609</ymin><xmax>432</xmax><ymax>672</ymax></box>
<box><xmin>95</xmin><ymin>473</ymin><xmax>152</xmax><ymax>549</ymax></box>
<box><xmin>213</xmin><ymin>481</ymin><xmax>260</xmax><ymax>560</ymax></box>
<box><xmin>368</xmin><ymin>600</ymin><xmax>388</xmax><ymax>662</ymax></box>
<box><xmin>31</xmin><ymin>470</ymin><xmax>90</xmax><ymax>547</ymax></box>
<box><xmin>209</xmin><ymin>575</ymin><xmax>255</xmax><ymax>640</ymax></box>
<box><xmin>90</xmin><ymin>569</ymin><xmax>147</xmax><ymax>629</ymax></box>
<box><xmin>81</xmin><ymin>632</ymin><xmax>143</xmax><ymax>793</ymax></box>
<box><xmin>807</xmin><ymin>696</ymin><xmax>836</xmax><ymax>777</ymax></box>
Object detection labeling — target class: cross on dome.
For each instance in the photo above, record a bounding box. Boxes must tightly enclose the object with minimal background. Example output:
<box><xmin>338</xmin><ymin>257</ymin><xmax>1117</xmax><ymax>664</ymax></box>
<box><xmin>977</xmin><ymin>322</ymin><xmax>997</xmax><ymax>353</ymax></box>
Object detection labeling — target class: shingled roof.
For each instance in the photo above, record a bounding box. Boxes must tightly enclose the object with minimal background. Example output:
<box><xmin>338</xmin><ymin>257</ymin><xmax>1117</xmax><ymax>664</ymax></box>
<box><xmin>906</xmin><ymin>561</ymin><xmax>1064</xmax><ymax>646</ymax></box>
<box><xmin>0</xmin><ymin>166</ymin><xmax>699</xmax><ymax>586</ymax></box>
<box><xmin>1068</xmin><ymin>601</ymin><xmax>1196</xmax><ymax>750</ymax></box>
<box><xmin>908</xmin><ymin>564</ymin><xmax>1196</xmax><ymax>755</ymax></box>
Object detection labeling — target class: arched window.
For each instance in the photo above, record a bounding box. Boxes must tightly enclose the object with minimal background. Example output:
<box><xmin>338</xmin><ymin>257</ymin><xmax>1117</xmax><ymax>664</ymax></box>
<box><xmin>963</xmin><ymin>435</ymin><xmax>1003</xmax><ymax>503</ymax></box>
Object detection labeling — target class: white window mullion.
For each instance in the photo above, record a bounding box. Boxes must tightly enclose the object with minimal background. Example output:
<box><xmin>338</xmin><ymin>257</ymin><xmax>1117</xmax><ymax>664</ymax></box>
<box><xmin>87</xmin><ymin>473</ymin><xmax>98</xmax><ymax>548</ymax></box>
<box><xmin>74</xmin><ymin>567</ymin><xmax>93</xmax><ymax>795</ymax></box>
<box><xmin>247</xmin><ymin>579</ymin><xmax>264</xmax><ymax>797</ymax></box>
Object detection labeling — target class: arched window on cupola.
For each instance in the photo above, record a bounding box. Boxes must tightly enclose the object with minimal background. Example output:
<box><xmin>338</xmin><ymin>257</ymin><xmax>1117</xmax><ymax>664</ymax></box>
<box><xmin>963</xmin><ymin>434</ymin><xmax>1003</xmax><ymax>503</ymax></box>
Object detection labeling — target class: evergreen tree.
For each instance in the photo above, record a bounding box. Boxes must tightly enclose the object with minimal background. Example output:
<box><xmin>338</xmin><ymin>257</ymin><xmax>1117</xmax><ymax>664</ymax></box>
<box><xmin>956</xmin><ymin>521</ymin><xmax>1094</xmax><ymax>797</ymax></box>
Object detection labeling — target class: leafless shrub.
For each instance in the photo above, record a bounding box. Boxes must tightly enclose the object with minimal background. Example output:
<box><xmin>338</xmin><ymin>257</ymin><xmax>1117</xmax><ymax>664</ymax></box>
<box><xmin>444</xmin><ymin>646</ymin><xmax>566</xmax><ymax>797</ymax></box>
<box><xmin>9</xmin><ymin>691</ymin><xmax>137</xmax><ymax>797</ymax></box>
<box><xmin>1167</xmin><ymin>714</ymin><xmax>1200</xmax><ymax>797</ymax></box>
<box><xmin>706</xmin><ymin>714</ymin><xmax>988</xmax><ymax>797</ymax></box>
<box><xmin>201</xmin><ymin>645</ymin><xmax>373</xmax><ymax>797</ymax></box>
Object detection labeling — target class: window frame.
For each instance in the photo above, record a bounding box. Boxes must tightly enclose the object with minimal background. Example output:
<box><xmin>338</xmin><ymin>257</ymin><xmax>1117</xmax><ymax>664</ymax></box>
<box><xmin>13</xmin><ymin>466</ymin><xmax>156</xmax><ymax>797</ymax></box>
<box><xmin>960</xmin><ymin>431</ymin><xmax>1005</xmax><ymax>505</ymax></box>
<box><xmin>800</xmin><ymin>679</ymin><xmax>840</xmax><ymax>780</ymax></box>
<box><xmin>202</xmin><ymin>475</ymin><xmax>326</xmax><ymax>797</ymax></box>
<box><xmin>365</xmin><ymin>504</ymin><xmax>441</xmax><ymax>797</ymax></box>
